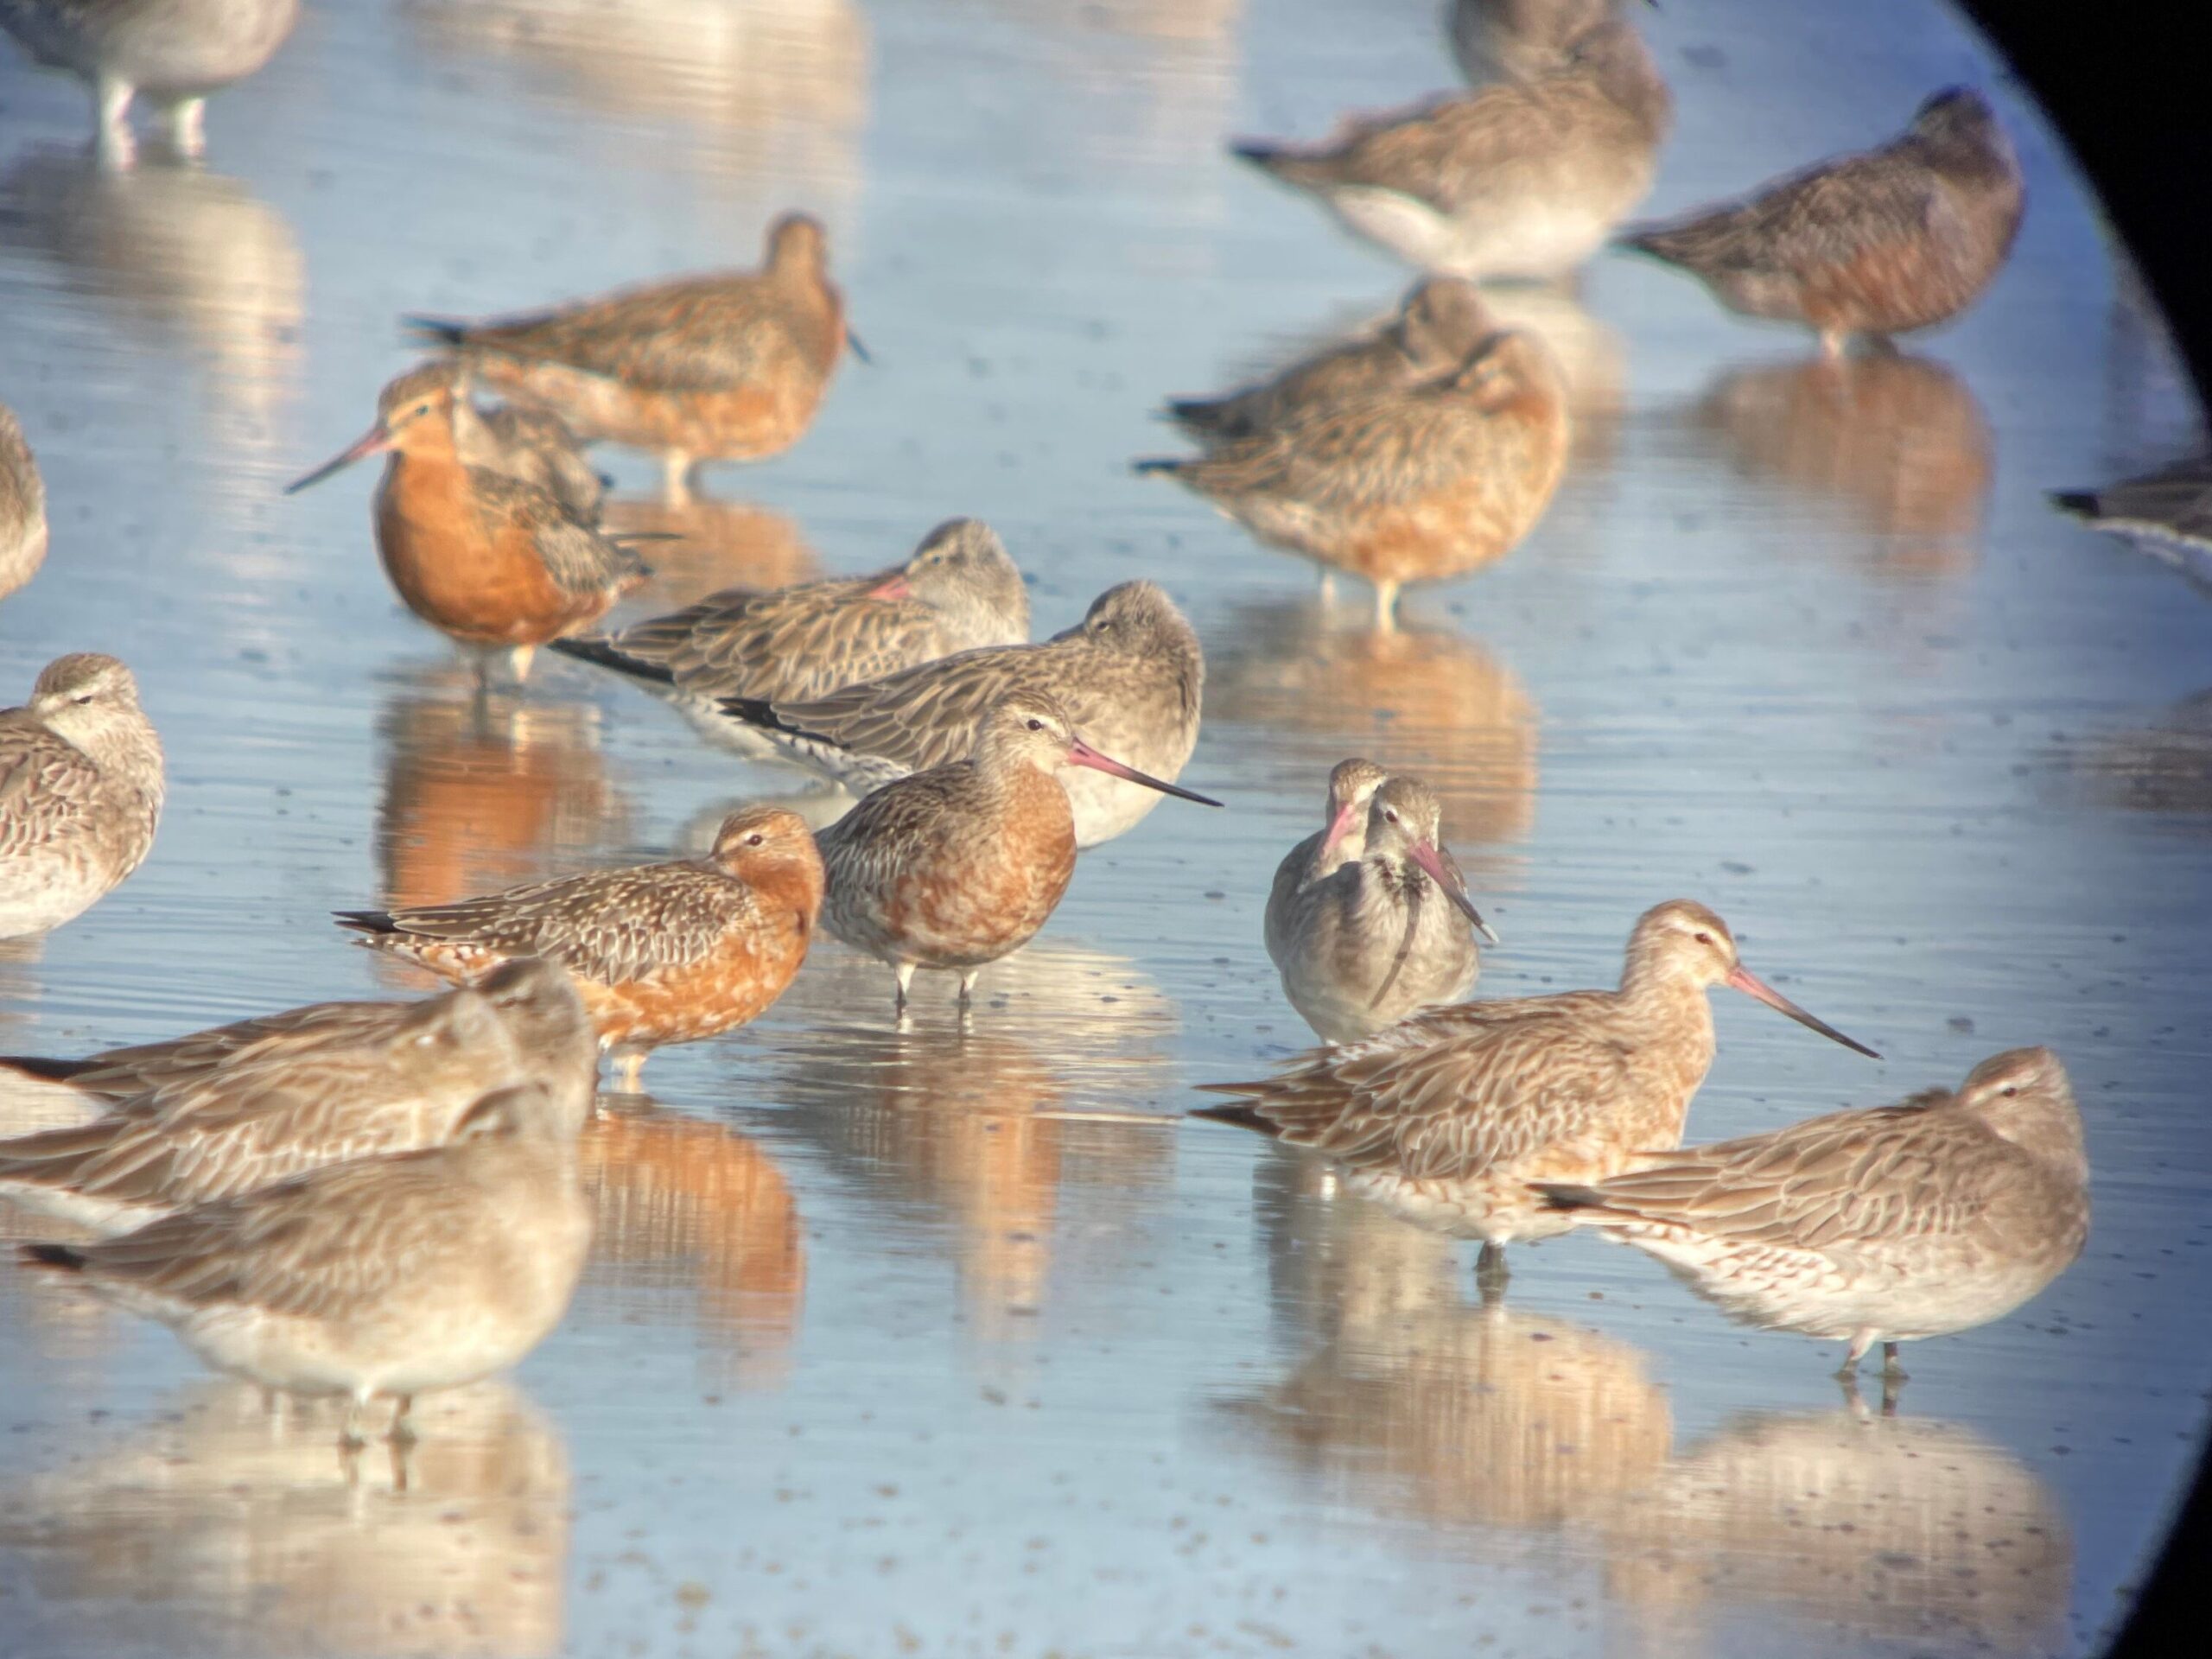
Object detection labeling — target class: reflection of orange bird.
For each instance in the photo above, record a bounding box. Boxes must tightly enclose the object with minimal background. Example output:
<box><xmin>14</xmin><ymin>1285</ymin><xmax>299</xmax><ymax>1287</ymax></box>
<box><xmin>375</xmin><ymin>673</ymin><xmax>631</xmax><ymax>913</ymax></box>
<box><xmin>579</xmin><ymin>1109</ymin><xmax>804</xmax><ymax>1389</ymax></box>
<box><xmin>598</xmin><ymin>493</ymin><xmax>822</xmax><ymax>611</ymax></box>
<box><xmin>1695</xmin><ymin>352</ymin><xmax>1992</xmax><ymax>578</ymax></box>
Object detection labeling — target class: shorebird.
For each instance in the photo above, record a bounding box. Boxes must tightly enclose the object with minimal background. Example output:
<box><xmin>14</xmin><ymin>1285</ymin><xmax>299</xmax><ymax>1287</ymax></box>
<box><xmin>1539</xmin><ymin>1046</ymin><xmax>2088</xmax><ymax>1379</ymax></box>
<box><xmin>817</xmin><ymin>690</ymin><xmax>1220</xmax><ymax>1014</ymax></box>
<box><xmin>405</xmin><ymin>213</ymin><xmax>855</xmax><ymax>500</ymax></box>
<box><xmin>1266</xmin><ymin>760</ymin><xmax>1387</xmax><ymax>933</ymax></box>
<box><xmin>2052</xmin><ymin>457</ymin><xmax>2212</xmax><ymax>587</ymax></box>
<box><xmin>336</xmin><ymin>806</ymin><xmax>824</xmax><ymax>1090</ymax></box>
<box><xmin>1195</xmin><ymin>900</ymin><xmax>1877</xmax><ymax>1288</ymax></box>
<box><xmin>0</xmin><ymin>0</ymin><xmax>300</xmax><ymax>165</ymax></box>
<box><xmin>1165</xmin><ymin>277</ymin><xmax>1495</xmax><ymax>448</ymax></box>
<box><xmin>1138</xmin><ymin>329</ymin><xmax>1570</xmax><ymax>628</ymax></box>
<box><xmin>1</xmin><ymin>397</ymin><xmax>47</xmax><ymax>602</ymax></box>
<box><xmin>716</xmin><ymin>580</ymin><xmax>1205</xmax><ymax>849</ymax></box>
<box><xmin>1232</xmin><ymin>9</ymin><xmax>1669</xmax><ymax>280</ymax></box>
<box><xmin>0</xmin><ymin>956</ymin><xmax>597</xmax><ymax>1109</ymax></box>
<box><xmin>1266</xmin><ymin>773</ymin><xmax>1497</xmax><ymax>1046</ymax></box>
<box><xmin>350</xmin><ymin>363</ymin><xmax>606</xmax><ymax>524</ymax></box>
<box><xmin>18</xmin><ymin>1079</ymin><xmax>593</xmax><ymax>1446</ymax></box>
<box><xmin>1</xmin><ymin>654</ymin><xmax>164</xmax><ymax>940</ymax></box>
<box><xmin>550</xmin><ymin>517</ymin><xmax>1030</xmax><ymax>741</ymax></box>
<box><xmin>285</xmin><ymin>370</ymin><xmax>648</xmax><ymax>682</ymax></box>
<box><xmin>0</xmin><ymin>961</ymin><xmax>595</xmax><ymax>1233</ymax></box>
<box><xmin>1447</xmin><ymin>0</ymin><xmax>1648</xmax><ymax>88</ymax></box>
<box><xmin>1621</xmin><ymin>88</ymin><xmax>2024</xmax><ymax>357</ymax></box>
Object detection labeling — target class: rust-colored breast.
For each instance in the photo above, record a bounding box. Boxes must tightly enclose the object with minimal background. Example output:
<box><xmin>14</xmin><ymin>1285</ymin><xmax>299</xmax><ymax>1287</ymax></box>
<box><xmin>878</xmin><ymin>773</ymin><xmax>1077</xmax><ymax>970</ymax></box>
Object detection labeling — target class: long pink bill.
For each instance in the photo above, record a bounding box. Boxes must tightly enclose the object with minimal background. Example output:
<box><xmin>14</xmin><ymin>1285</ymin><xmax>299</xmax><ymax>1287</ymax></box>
<box><xmin>1726</xmin><ymin>964</ymin><xmax>1879</xmax><ymax>1058</ymax></box>
<box><xmin>1405</xmin><ymin>842</ymin><xmax>1500</xmax><ymax>944</ymax></box>
<box><xmin>1318</xmin><ymin>798</ymin><xmax>1364</xmax><ymax>862</ymax></box>
<box><xmin>284</xmin><ymin>426</ymin><xmax>391</xmax><ymax>495</ymax></box>
<box><xmin>864</xmin><ymin>572</ymin><xmax>914</xmax><ymax>601</ymax></box>
<box><xmin>1066</xmin><ymin>736</ymin><xmax>1221</xmax><ymax>807</ymax></box>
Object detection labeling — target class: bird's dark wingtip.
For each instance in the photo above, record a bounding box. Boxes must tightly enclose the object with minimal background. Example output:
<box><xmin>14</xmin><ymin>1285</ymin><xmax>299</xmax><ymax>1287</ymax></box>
<box><xmin>2048</xmin><ymin>490</ymin><xmax>2100</xmax><ymax>518</ymax></box>
<box><xmin>0</xmin><ymin>1054</ymin><xmax>95</xmax><ymax>1084</ymax></box>
<box><xmin>18</xmin><ymin>1242</ymin><xmax>88</xmax><ymax>1273</ymax></box>
<box><xmin>402</xmin><ymin>315</ymin><xmax>469</xmax><ymax>346</ymax></box>
<box><xmin>1535</xmin><ymin>1181</ymin><xmax>1610</xmax><ymax>1213</ymax></box>
<box><xmin>1131</xmin><ymin>457</ymin><xmax>1185</xmax><ymax>477</ymax></box>
<box><xmin>549</xmin><ymin>636</ymin><xmax>677</xmax><ymax>686</ymax></box>
<box><xmin>333</xmin><ymin>910</ymin><xmax>399</xmax><ymax>935</ymax></box>
<box><xmin>1187</xmin><ymin>1096</ymin><xmax>1280</xmax><ymax>1135</ymax></box>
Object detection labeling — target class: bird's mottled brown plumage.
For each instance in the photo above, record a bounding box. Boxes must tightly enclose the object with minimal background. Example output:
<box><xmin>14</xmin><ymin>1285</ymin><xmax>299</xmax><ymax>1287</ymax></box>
<box><xmin>338</xmin><ymin>807</ymin><xmax>824</xmax><ymax>1087</ymax></box>
<box><xmin>1234</xmin><ymin>12</ymin><xmax>1669</xmax><ymax>279</ymax></box>
<box><xmin>0</xmin><ymin>398</ymin><xmax>47</xmax><ymax>601</ymax></box>
<box><xmin>1541</xmin><ymin>1046</ymin><xmax>2088</xmax><ymax>1372</ymax></box>
<box><xmin>552</xmin><ymin>517</ymin><xmax>1030</xmax><ymax>730</ymax></box>
<box><xmin>1624</xmin><ymin>87</ymin><xmax>2024</xmax><ymax>354</ymax></box>
<box><xmin>0</xmin><ymin>963</ymin><xmax>595</xmax><ymax>1234</ymax></box>
<box><xmin>1198</xmin><ymin>900</ymin><xmax>1875</xmax><ymax>1274</ymax></box>
<box><xmin>717</xmin><ymin>580</ymin><xmax>1205</xmax><ymax>849</ymax></box>
<box><xmin>1141</xmin><ymin>330</ymin><xmax>1570</xmax><ymax>626</ymax></box>
<box><xmin>375</xmin><ymin>361</ymin><xmax>605</xmax><ymax>524</ymax></box>
<box><xmin>1</xmin><ymin>653</ymin><xmax>164</xmax><ymax>940</ymax></box>
<box><xmin>1448</xmin><ymin>0</ymin><xmax>1643</xmax><ymax>87</ymax></box>
<box><xmin>18</xmin><ymin>1080</ymin><xmax>592</xmax><ymax>1444</ymax></box>
<box><xmin>408</xmin><ymin>213</ymin><xmax>849</xmax><ymax>499</ymax></box>
<box><xmin>1166</xmin><ymin>278</ymin><xmax>1496</xmax><ymax>446</ymax></box>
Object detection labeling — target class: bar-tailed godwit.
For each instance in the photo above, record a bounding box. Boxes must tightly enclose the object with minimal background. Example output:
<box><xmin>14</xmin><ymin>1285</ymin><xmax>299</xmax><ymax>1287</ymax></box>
<box><xmin>716</xmin><ymin>580</ymin><xmax>1205</xmax><ymax>848</ymax></box>
<box><xmin>551</xmin><ymin>517</ymin><xmax>1030</xmax><ymax>736</ymax></box>
<box><xmin>1540</xmin><ymin>1046</ymin><xmax>2087</xmax><ymax>1379</ymax></box>
<box><xmin>817</xmin><ymin>690</ymin><xmax>1219</xmax><ymax>1014</ymax></box>
<box><xmin>285</xmin><ymin>372</ymin><xmax>647</xmax><ymax>681</ymax></box>
<box><xmin>1166</xmin><ymin>278</ymin><xmax>1495</xmax><ymax>447</ymax></box>
<box><xmin>1232</xmin><ymin>9</ymin><xmax>1669</xmax><ymax>279</ymax></box>
<box><xmin>1266</xmin><ymin>773</ymin><xmax>1496</xmax><ymax>1046</ymax></box>
<box><xmin>0</xmin><ymin>0</ymin><xmax>299</xmax><ymax>164</ymax></box>
<box><xmin>18</xmin><ymin>1079</ymin><xmax>592</xmax><ymax>1446</ymax></box>
<box><xmin>0</xmin><ymin>960</ymin><xmax>595</xmax><ymax>1233</ymax></box>
<box><xmin>0</xmin><ymin>398</ymin><xmax>46</xmax><ymax>601</ymax></box>
<box><xmin>1139</xmin><ymin>329</ymin><xmax>1570</xmax><ymax>627</ymax></box>
<box><xmin>1</xmin><ymin>654</ymin><xmax>163</xmax><ymax>940</ymax></box>
<box><xmin>406</xmin><ymin>213</ymin><xmax>855</xmax><ymax>500</ymax></box>
<box><xmin>337</xmin><ymin>806</ymin><xmax>824</xmax><ymax>1090</ymax></box>
<box><xmin>1196</xmin><ymin>900</ymin><xmax>1877</xmax><ymax>1288</ymax></box>
<box><xmin>1622</xmin><ymin>88</ymin><xmax>2023</xmax><ymax>357</ymax></box>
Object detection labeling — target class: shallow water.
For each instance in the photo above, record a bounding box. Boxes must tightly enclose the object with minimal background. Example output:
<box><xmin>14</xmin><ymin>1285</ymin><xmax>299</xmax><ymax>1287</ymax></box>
<box><xmin>3</xmin><ymin>0</ymin><xmax>2209</xmax><ymax>1655</ymax></box>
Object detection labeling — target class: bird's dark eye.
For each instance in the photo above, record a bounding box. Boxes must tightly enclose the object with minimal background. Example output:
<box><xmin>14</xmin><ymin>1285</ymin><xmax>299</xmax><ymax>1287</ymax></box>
<box><xmin>746</xmin><ymin>833</ymin><xmax>764</xmax><ymax>847</ymax></box>
<box><xmin>72</xmin><ymin>694</ymin><xmax>94</xmax><ymax>705</ymax></box>
<box><xmin>1383</xmin><ymin>809</ymin><xmax>1399</xmax><ymax>823</ymax></box>
<box><xmin>1027</xmin><ymin>718</ymin><xmax>1044</xmax><ymax>731</ymax></box>
<box><xmin>1693</xmin><ymin>931</ymin><xmax>1713</xmax><ymax>944</ymax></box>
<box><xmin>2001</xmin><ymin>1085</ymin><xmax>2018</xmax><ymax>1097</ymax></box>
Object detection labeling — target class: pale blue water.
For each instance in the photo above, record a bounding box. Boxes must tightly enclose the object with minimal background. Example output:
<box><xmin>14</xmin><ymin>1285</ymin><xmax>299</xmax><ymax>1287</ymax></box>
<box><xmin>2</xmin><ymin>1</ymin><xmax>2207</xmax><ymax>1655</ymax></box>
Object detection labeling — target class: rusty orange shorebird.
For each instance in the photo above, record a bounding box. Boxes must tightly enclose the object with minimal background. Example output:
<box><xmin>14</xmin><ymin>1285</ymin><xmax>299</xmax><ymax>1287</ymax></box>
<box><xmin>286</xmin><ymin>369</ymin><xmax>648</xmax><ymax>682</ymax></box>
<box><xmin>551</xmin><ymin>518</ymin><xmax>1030</xmax><ymax>743</ymax></box>
<box><xmin>336</xmin><ymin>806</ymin><xmax>823</xmax><ymax>1090</ymax></box>
<box><xmin>817</xmin><ymin>691</ymin><xmax>1220</xmax><ymax>1014</ymax></box>
<box><xmin>1165</xmin><ymin>277</ymin><xmax>1496</xmax><ymax>448</ymax></box>
<box><xmin>1541</xmin><ymin>1047</ymin><xmax>2087</xmax><ymax>1381</ymax></box>
<box><xmin>1138</xmin><ymin>328</ymin><xmax>1570</xmax><ymax>628</ymax></box>
<box><xmin>405</xmin><ymin>213</ymin><xmax>857</xmax><ymax>502</ymax></box>
<box><xmin>1621</xmin><ymin>88</ymin><xmax>2024</xmax><ymax>358</ymax></box>
<box><xmin>1195</xmin><ymin>899</ymin><xmax>1878</xmax><ymax>1291</ymax></box>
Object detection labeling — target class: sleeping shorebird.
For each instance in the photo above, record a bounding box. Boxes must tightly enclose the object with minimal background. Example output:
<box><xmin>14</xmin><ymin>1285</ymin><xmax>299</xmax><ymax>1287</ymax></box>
<box><xmin>285</xmin><ymin>370</ymin><xmax>648</xmax><ymax>682</ymax></box>
<box><xmin>336</xmin><ymin>806</ymin><xmax>824</xmax><ymax>1091</ymax></box>
<box><xmin>1164</xmin><ymin>277</ymin><xmax>1495</xmax><ymax>448</ymax></box>
<box><xmin>1</xmin><ymin>397</ymin><xmax>47</xmax><ymax>601</ymax></box>
<box><xmin>1539</xmin><ymin>1046</ymin><xmax>2088</xmax><ymax>1381</ymax></box>
<box><xmin>816</xmin><ymin>691</ymin><xmax>1220</xmax><ymax>1014</ymax></box>
<box><xmin>1138</xmin><ymin>329</ymin><xmax>1570</xmax><ymax>628</ymax></box>
<box><xmin>405</xmin><ymin>213</ymin><xmax>855</xmax><ymax>501</ymax></box>
<box><xmin>0</xmin><ymin>955</ymin><xmax>594</xmax><ymax>1107</ymax></box>
<box><xmin>550</xmin><ymin>517</ymin><xmax>1030</xmax><ymax>745</ymax></box>
<box><xmin>18</xmin><ymin>1079</ymin><xmax>592</xmax><ymax>1447</ymax></box>
<box><xmin>715</xmin><ymin>580</ymin><xmax>1205</xmax><ymax>849</ymax></box>
<box><xmin>1</xmin><ymin>653</ymin><xmax>164</xmax><ymax>941</ymax></box>
<box><xmin>0</xmin><ymin>960</ymin><xmax>595</xmax><ymax>1233</ymax></box>
<box><xmin>0</xmin><ymin>0</ymin><xmax>300</xmax><ymax>165</ymax></box>
<box><xmin>1447</xmin><ymin>0</ymin><xmax>1649</xmax><ymax>88</ymax></box>
<box><xmin>1621</xmin><ymin>88</ymin><xmax>2024</xmax><ymax>357</ymax></box>
<box><xmin>1265</xmin><ymin>773</ymin><xmax>1497</xmax><ymax>1046</ymax></box>
<box><xmin>1232</xmin><ymin>8</ymin><xmax>1669</xmax><ymax>280</ymax></box>
<box><xmin>1195</xmin><ymin>899</ymin><xmax>1878</xmax><ymax>1290</ymax></box>
<box><xmin>2052</xmin><ymin>458</ymin><xmax>2212</xmax><ymax>587</ymax></box>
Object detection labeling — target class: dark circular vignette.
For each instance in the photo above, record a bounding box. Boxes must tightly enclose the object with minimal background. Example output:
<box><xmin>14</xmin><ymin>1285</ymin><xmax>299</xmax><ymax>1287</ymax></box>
<box><xmin>1952</xmin><ymin>7</ymin><xmax>2212</xmax><ymax>1652</ymax></box>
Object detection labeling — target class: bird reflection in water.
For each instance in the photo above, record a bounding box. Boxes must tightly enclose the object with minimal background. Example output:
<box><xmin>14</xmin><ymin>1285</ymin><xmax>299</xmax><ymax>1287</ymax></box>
<box><xmin>762</xmin><ymin>942</ymin><xmax>1178</xmax><ymax>1343</ymax></box>
<box><xmin>400</xmin><ymin>0</ymin><xmax>868</xmax><ymax>190</ymax></box>
<box><xmin>0</xmin><ymin>1073</ymin><xmax>113</xmax><ymax>1360</ymax></box>
<box><xmin>0</xmin><ymin>149</ymin><xmax>302</xmax><ymax>454</ymax></box>
<box><xmin>1206</xmin><ymin>598</ymin><xmax>1538</xmax><ymax>891</ymax></box>
<box><xmin>0</xmin><ymin>1380</ymin><xmax>571</xmax><ymax>1658</ymax></box>
<box><xmin>579</xmin><ymin>1104</ymin><xmax>804</xmax><ymax>1391</ymax></box>
<box><xmin>1693</xmin><ymin>350</ymin><xmax>1993</xmax><ymax>580</ymax></box>
<box><xmin>1217</xmin><ymin>1158</ymin><xmax>1673</xmax><ymax>1533</ymax></box>
<box><xmin>1597</xmin><ymin>1401</ymin><xmax>2070</xmax><ymax>1659</ymax></box>
<box><xmin>2050</xmin><ymin>688</ymin><xmax>2212</xmax><ymax>820</ymax></box>
<box><xmin>597</xmin><ymin>493</ymin><xmax>823</xmax><ymax>613</ymax></box>
<box><xmin>372</xmin><ymin>666</ymin><xmax>632</xmax><ymax>921</ymax></box>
